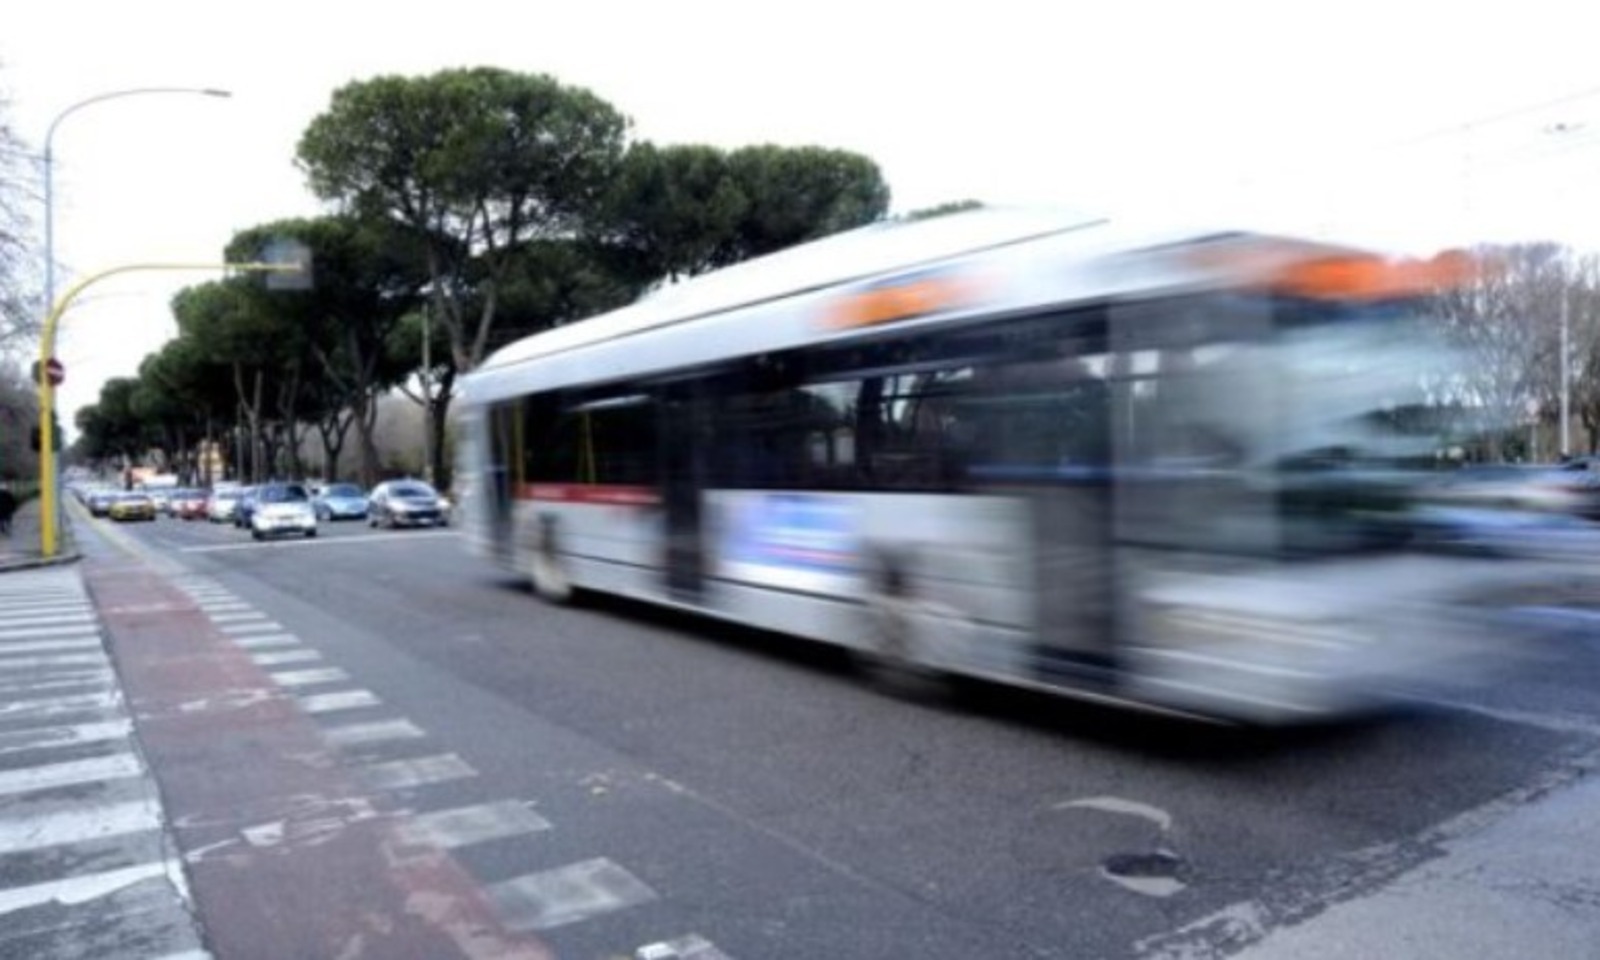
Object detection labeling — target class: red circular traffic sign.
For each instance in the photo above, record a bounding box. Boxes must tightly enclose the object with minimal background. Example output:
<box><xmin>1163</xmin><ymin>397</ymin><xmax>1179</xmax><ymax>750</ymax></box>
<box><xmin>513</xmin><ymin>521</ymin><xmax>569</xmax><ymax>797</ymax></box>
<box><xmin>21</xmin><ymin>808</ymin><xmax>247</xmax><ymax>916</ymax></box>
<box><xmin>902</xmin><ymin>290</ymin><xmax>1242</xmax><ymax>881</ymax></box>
<box><xmin>32</xmin><ymin>358</ymin><xmax>64</xmax><ymax>386</ymax></box>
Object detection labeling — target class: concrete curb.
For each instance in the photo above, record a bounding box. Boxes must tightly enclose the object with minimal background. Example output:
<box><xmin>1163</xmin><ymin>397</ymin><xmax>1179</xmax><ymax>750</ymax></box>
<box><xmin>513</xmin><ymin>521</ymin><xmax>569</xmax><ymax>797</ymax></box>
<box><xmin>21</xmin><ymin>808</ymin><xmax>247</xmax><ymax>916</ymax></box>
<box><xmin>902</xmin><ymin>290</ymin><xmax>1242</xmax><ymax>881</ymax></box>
<box><xmin>0</xmin><ymin>551</ymin><xmax>83</xmax><ymax>573</ymax></box>
<box><xmin>0</xmin><ymin>495</ymin><xmax>81</xmax><ymax>573</ymax></box>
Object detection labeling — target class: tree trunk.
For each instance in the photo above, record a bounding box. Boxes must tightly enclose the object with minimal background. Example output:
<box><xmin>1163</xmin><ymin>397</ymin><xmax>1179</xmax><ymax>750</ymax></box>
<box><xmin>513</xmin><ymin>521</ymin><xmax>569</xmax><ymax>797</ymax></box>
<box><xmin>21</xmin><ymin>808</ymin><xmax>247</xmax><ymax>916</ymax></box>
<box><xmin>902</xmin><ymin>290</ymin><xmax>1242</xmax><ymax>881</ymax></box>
<box><xmin>316</xmin><ymin>407</ymin><xmax>354</xmax><ymax>483</ymax></box>
<box><xmin>353</xmin><ymin>388</ymin><xmax>382</xmax><ymax>488</ymax></box>
<box><xmin>277</xmin><ymin>362</ymin><xmax>305</xmax><ymax>480</ymax></box>
<box><xmin>428</xmin><ymin>367</ymin><xmax>456</xmax><ymax>492</ymax></box>
<box><xmin>233</xmin><ymin>365</ymin><xmax>268</xmax><ymax>484</ymax></box>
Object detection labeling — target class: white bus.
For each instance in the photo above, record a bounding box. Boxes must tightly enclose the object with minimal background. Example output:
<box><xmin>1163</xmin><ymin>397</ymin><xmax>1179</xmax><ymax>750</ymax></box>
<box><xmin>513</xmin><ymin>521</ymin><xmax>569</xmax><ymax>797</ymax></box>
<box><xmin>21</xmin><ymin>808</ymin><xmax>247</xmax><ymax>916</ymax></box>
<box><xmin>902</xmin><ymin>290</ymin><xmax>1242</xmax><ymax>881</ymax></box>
<box><xmin>455</xmin><ymin>206</ymin><xmax>1517</xmax><ymax>724</ymax></box>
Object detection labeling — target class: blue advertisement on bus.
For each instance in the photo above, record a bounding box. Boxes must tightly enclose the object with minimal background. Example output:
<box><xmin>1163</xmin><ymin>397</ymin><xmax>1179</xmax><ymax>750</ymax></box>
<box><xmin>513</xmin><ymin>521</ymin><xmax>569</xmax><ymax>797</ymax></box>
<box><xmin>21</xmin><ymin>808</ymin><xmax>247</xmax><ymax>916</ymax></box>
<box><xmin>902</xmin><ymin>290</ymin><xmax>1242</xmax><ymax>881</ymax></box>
<box><xmin>717</xmin><ymin>492</ymin><xmax>861</xmax><ymax>593</ymax></box>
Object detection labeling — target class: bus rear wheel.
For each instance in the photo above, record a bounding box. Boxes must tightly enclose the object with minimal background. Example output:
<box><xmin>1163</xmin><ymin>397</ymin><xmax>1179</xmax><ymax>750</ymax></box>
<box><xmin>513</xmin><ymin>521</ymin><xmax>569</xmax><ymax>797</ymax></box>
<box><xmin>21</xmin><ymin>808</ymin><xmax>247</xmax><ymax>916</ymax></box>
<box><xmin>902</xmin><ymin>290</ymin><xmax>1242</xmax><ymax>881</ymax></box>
<box><xmin>526</xmin><ymin>514</ymin><xmax>574</xmax><ymax>605</ymax></box>
<box><xmin>530</xmin><ymin>550</ymin><xmax>573</xmax><ymax>604</ymax></box>
<box><xmin>855</xmin><ymin>595</ymin><xmax>955</xmax><ymax>702</ymax></box>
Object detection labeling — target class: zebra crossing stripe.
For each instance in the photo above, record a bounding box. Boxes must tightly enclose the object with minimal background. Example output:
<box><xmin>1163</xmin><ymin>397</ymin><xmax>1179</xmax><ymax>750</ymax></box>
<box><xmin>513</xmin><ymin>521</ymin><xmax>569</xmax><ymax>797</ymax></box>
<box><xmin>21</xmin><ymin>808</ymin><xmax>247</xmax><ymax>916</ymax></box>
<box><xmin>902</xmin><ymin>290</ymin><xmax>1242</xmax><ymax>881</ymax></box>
<box><xmin>0</xmin><ymin>753</ymin><xmax>144</xmax><ymax>798</ymax></box>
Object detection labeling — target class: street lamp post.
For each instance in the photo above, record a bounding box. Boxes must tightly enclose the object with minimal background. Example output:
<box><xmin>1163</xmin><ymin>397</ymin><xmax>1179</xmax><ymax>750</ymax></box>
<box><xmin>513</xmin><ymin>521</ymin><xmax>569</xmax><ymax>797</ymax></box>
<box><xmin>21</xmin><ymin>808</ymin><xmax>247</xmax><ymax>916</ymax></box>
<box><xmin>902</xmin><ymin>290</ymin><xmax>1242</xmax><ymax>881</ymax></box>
<box><xmin>38</xmin><ymin>87</ymin><xmax>230</xmax><ymax>547</ymax></box>
<box><xmin>43</xmin><ymin>87</ymin><xmax>232</xmax><ymax>313</ymax></box>
<box><xmin>1561</xmin><ymin>282</ymin><xmax>1571</xmax><ymax>458</ymax></box>
<box><xmin>36</xmin><ymin>261</ymin><xmax>301</xmax><ymax>558</ymax></box>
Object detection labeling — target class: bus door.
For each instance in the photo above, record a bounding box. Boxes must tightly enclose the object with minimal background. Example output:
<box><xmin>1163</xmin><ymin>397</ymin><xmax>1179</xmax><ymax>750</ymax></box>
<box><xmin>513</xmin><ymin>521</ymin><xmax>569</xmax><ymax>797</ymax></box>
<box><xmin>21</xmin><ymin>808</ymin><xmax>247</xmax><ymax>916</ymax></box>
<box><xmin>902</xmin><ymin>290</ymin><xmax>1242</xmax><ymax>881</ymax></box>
<box><xmin>967</xmin><ymin>325</ymin><xmax>1121</xmax><ymax>685</ymax></box>
<box><xmin>486</xmin><ymin>403</ymin><xmax>518</xmax><ymax>563</ymax></box>
<box><xmin>1107</xmin><ymin>294</ymin><xmax>1279</xmax><ymax>646</ymax></box>
<box><xmin>660</xmin><ymin>384</ymin><xmax>707</xmax><ymax>600</ymax></box>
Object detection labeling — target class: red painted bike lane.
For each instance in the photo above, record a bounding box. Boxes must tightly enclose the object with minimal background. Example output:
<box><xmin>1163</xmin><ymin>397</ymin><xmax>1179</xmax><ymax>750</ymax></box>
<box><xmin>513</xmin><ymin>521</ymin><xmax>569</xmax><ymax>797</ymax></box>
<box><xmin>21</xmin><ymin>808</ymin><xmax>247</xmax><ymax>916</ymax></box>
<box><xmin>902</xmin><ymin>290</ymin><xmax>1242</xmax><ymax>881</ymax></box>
<box><xmin>81</xmin><ymin>554</ymin><xmax>556</xmax><ymax>960</ymax></box>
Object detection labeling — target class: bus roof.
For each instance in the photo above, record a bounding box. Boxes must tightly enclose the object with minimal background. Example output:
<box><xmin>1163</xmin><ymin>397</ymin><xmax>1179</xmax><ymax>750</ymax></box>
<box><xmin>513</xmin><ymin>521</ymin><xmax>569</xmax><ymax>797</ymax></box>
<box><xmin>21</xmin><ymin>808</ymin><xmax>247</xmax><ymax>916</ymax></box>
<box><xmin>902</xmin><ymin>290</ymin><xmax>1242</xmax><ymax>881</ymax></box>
<box><xmin>460</xmin><ymin>205</ymin><xmax>1394</xmax><ymax>407</ymax></box>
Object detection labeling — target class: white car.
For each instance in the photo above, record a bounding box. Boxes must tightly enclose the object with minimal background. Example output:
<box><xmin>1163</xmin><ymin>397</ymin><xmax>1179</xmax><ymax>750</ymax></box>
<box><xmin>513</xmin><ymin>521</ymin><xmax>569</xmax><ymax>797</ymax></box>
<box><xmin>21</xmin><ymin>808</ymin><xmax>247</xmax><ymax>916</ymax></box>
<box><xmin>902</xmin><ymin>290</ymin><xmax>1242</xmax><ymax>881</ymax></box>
<box><xmin>249</xmin><ymin>483</ymin><xmax>318</xmax><ymax>540</ymax></box>
<box><xmin>207</xmin><ymin>490</ymin><xmax>243</xmax><ymax>523</ymax></box>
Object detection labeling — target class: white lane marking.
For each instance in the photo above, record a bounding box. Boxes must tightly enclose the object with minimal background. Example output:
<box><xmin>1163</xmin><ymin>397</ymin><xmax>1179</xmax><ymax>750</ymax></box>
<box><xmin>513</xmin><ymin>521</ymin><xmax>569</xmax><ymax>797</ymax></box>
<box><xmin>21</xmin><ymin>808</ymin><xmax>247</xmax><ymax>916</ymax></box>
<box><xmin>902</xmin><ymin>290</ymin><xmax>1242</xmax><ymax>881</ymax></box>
<box><xmin>0</xmin><ymin>719</ymin><xmax>132</xmax><ymax>756</ymax></box>
<box><xmin>0</xmin><ymin>652</ymin><xmax>109</xmax><ymax>671</ymax></box>
<box><xmin>221</xmin><ymin>621</ymin><xmax>286</xmax><ymax>635</ymax></box>
<box><xmin>298</xmin><ymin>690</ymin><xmax>380</xmax><ymax>714</ymax></box>
<box><xmin>207</xmin><ymin>611</ymin><xmax>266</xmax><ymax>623</ymax></box>
<box><xmin>195</xmin><ymin>602</ymin><xmax>248</xmax><ymax>611</ymax></box>
<box><xmin>0</xmin><ymin>613</ymin><xmax>93</xmax><ymax>627</ymax></box>
<box><xmin>0</xmin><ymin>585</ymin><xmax>82</xmax><ymax>595</ymax></box>
<box><xmin>361</xmin><ymin>754</ymin><xmax>476</xmax><ymax>791</ymax></box>
<box><xmin>637</xmin><ymin>935</ymin><xmax>734</xmax><ymax>960</ymax></box>
<box><xmin>1055</xmin><ymin>796</ymin><xmax>1176</xmax><ymax>832</ymax></box>
<box><xmin>395</xmin><ymin>800</ymin><xmax>551</xmax><ymax>851</ymax></box>
<box><xmin>1102</xmin><ymin>867</ymin><xmax>1186</xmax><ymax>898</ymax></box>
<box><xmin>249</xmin><ymin>649</ymin><xmax>321</xmax><ymax>666</ymax></box>
<box><xmin>322</xmin><ymin>719</ymin><xmax>425</xmax><ymax>748</ymax></box>
<box><xmin>0</xmin><ymin>796</ymin><xmax>161</xmax><ymax>854</ymax></box>
<box><xmin>0</xmin><ymin>860</ymin><xmax>169</xmax><ymax>916</ymax></box>
<box><xmin>180</xmin><ymin>530</ymin><xmax>454</xmax><ymax>553</ymax></box>
<box><xmin>0</xmin><ymin>672</ymin><xmax>114</xmax><ymax>696</ymax></box>
<box><xmin>101</xmin><ymin>602</ymin><xmax>186</xmax><ymax>616</ymax></box>
<box><xmin>0</xmin><ymin>624</ymin><xmax>105</xmax><ymax>640</ymax></box>
<box><xmin>0</xmin><ymin>594</ymin><xmax>87</xmax><ymax>605</ymax></box>
<box><xmin>232</xmin><ymin>634</ymin><xmax>300</xmax><ymax>650</ymax></box>
<box><xmin>0</xmin><ymin>752</ymin><xmax>144</xmax><ymax>797</ymax></box>
<box><xmin>239</xmin><ymin>797</ymin><xmax>382</xmax><ymax>849</ymax></box>
<box><xmin>487</xmin><ymin>858</ymin><xmax>658</xmax><ymax>932</ymax></box>
<box><xmin>0</xmin><ymin>605</ymin><xmax>93</xmax><ymax>620</ymax></box>
<box><xmin>0</xmin><ymin>612</ymin><xmax>95</xmax><ymax>629</ymax></box>
<box><xmin>270</xmin><ymin>667</ymin><xmax>349</xmax><ymax>688</ymax></box>
<box><xmin>162</xmin><ymin>689</ymin><xmax>282</xmax><ymax>716</ymax></box>
<box><xmin>0</xmin><ymin>689</ymin><xmax>120</xmax><ymax>720</ymax></box>
<box><xmin>0</xmin><ymin>638</ymin><xmax>104</xmax><ymax>659</ymax></box>
<box><xmin>0</xmin><ymin>637</ymin><xmax>102</xmax><ymax>654</ymax></box>
<box><xmin>1056</xmin><ymin>796</ymin><xmax>1186</xmax><ymax>898</ymax></box>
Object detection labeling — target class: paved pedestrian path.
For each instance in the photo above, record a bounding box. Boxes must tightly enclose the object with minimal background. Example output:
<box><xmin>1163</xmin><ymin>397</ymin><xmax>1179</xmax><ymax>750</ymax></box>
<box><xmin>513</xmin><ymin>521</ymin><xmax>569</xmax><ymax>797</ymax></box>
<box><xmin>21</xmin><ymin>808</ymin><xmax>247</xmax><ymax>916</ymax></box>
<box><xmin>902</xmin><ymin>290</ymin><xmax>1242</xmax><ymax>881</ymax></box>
<box><xmin>0</xmin><ymin>565</ymin><xmax>208</xmax><ymax>959</ymax></box>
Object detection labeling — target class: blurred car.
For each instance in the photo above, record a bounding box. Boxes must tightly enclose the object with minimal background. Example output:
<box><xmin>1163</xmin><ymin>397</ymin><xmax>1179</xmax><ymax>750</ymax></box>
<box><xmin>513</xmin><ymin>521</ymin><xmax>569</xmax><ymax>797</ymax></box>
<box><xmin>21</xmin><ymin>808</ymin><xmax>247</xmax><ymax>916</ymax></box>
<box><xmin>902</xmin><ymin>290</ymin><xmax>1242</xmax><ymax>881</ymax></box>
<box><xmin>1547</xmin><ymin>457</ymin><xmax>1600</xmax><ymax>519</ymax></box>
<box><xmin>108</xmin><ymin>492</ymin><xmax>157</xmax><ymax>522</ymax></box>
<box><xmin>233</xmin><ymin>486</ymin><xmax>261</xmax><ymax>529</ymax></box>
<box><xmin>249</xmin><ymin>483</ymin><xmax>317</xmax><ymax>540</ymax></box>
<box><xmin>368</xmin><ymin>479</ymin><xmax>449</xmax><ymax>528</ymax></box>
<box><xmin>313</xmin><ymin>483</ymin><xmax>369</xmax><ymax>521</ymax></box>
<box><xmin>207</xmin><ymin>488</ymin><xmax>244</xmax><ymax>523</ymax></box>
<box><xmin>87</xmin><ymin>489</ymin><xmax>119</xmax><ymax>517</ymax></box>
<box><xmin>1423</xmin><ymin>464</ymin><xmax>1584</xmax><ymax>515</ymax></box>
<box><xmin>171</xmin><ymin>489</ymin><xmax>209</xmax><ymax>520</ymax></box>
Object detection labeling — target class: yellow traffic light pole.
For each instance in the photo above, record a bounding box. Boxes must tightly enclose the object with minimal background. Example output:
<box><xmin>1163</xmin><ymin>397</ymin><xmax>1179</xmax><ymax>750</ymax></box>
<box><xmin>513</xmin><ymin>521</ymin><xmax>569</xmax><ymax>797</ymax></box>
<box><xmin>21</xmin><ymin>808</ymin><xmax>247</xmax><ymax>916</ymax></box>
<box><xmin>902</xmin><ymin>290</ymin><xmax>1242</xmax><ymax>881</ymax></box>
<box><xmin>37</xmin><ymin>261</ymin><xmax>300</xmax><ymax>558</ymax></box>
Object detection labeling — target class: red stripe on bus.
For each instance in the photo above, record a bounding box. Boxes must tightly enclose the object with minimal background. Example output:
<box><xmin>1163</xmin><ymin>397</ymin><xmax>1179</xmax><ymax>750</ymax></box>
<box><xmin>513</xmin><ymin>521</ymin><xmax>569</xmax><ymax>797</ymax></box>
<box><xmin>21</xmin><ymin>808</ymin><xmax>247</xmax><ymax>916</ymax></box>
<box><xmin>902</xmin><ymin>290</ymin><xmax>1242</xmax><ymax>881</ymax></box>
<box><xmin>518</xmin><ymin>484</ymin><xmax>660</xmax><ymax>506</ymax></box>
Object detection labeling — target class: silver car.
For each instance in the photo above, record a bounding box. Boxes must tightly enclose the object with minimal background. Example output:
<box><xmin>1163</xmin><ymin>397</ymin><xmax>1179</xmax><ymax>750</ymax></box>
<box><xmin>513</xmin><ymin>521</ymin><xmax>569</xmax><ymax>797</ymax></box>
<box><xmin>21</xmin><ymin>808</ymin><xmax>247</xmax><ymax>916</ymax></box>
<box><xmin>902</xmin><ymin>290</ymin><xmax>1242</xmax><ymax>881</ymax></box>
<box><xmin>368</xmin><ymin>480</ymin><xmax>449</xmax><ymax>528</ymax></box>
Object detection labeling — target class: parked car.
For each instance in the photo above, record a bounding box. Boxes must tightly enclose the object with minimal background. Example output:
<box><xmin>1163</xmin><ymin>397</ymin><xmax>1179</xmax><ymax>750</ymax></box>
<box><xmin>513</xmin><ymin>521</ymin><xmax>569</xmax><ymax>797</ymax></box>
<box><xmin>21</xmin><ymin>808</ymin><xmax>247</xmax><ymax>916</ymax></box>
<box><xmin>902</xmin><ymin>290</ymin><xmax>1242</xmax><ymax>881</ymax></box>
<box><xmin>368</xmin><ymin>479</ymin><xmax>449</xmax><ymax>528</ymax></box>
<box><xmin>108</xmin><ymin>492</ymin><xmax>157</xmax><ymax>522</ymax></box>
<box><xmin>313</xmin><ymin>483</ymin><xmax>369</xmax><ymax>521</ymax></box>
<box><xmin>249</xmin><ymin>483</ymin><xmax>317</xmax><ymax>541</ymax></box>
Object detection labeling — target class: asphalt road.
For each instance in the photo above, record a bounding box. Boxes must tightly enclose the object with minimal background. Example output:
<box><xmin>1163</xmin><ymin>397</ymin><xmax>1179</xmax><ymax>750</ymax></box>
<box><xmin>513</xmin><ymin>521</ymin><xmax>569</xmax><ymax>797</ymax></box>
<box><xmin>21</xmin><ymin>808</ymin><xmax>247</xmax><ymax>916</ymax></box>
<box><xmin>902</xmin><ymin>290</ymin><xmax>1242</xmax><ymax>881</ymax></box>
<box><xmin>68</xmin><ymin>510</ymin><xmax>1600</xmax><ymax>959</ymax></box>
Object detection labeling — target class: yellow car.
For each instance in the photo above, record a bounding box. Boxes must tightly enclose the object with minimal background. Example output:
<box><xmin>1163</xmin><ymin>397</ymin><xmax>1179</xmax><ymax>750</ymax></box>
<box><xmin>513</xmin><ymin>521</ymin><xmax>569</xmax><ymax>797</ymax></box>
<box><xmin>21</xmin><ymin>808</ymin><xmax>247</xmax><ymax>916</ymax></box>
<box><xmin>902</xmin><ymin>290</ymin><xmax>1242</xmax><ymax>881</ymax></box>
<box><xmin>108</xmin><ymin>493</ymin><xmax>157</xmax><ymax>522</ymax></box>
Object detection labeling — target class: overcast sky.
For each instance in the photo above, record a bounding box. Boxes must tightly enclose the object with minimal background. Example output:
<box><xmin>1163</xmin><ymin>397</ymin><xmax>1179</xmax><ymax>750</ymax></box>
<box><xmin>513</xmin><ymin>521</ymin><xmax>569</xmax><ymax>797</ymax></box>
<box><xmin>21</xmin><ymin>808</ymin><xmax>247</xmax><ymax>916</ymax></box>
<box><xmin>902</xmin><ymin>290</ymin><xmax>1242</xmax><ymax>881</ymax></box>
<box><xmin>8</xmin><ymin>1</ymin><xmax>1600</xmax><ymax>429</ymax></box>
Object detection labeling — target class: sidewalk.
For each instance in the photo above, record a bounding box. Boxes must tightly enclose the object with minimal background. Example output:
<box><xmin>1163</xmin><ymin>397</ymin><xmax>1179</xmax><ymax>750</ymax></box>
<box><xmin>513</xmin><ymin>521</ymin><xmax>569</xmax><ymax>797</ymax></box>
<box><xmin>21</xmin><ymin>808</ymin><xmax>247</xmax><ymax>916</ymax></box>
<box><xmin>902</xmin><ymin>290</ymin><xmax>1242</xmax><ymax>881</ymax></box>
<box><xmin>0</xmin><ymin>564</ymin><xmax>211</xmax><ymax>958</ymax></box>
<box><xmin>0</xmin><ymin>498</ymin><xmax>79</xmax><ymax>572</ymax></box>
<box><xmin>1228</xmin><ymin>764</ymin><xmax>1600</xmax><ymax>959</ymax></box>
